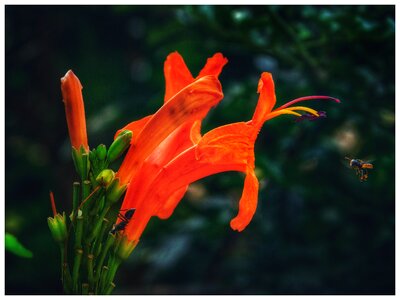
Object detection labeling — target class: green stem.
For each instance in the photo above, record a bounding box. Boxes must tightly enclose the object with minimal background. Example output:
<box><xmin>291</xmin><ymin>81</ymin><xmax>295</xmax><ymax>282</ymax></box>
<box><xmin>62</xmin><ymin>262</ymin><xmax>73</xmax><ymax>294</ymax></box>
<box><xmin>82</xmin><ymin>283</ymin><xmax>89</xmax><ymax>295</ymax></box>
<box><xmin>103</xmin><ymin>255</ymin><xmax>122</xmax><ymax>294</ymax></box>
<box><xmin>72</xmin><ymin>249</ymin><xmax>83</xmax><ymax>293</ymax></box>
<box><xmin>90</xmin><ymin>217</ymin><xmax>109</xmax><ymax>261</ymax></box>
<box><xmin>60</xmin><ymin>245</ymin><xmax>72</xmax><ymax>293</ymax></box>
<box><xmin>99</xmin><ymin>266</ymin><xmax>109</xmax><ymax>294</ymax></box>
<box><xmin>74</xmin><ymin>216</ymin><xmax>83</xmax><ymax>250</ymax></box>
<box><xmin>97</xmin><ymin>218</ymin><xmax>110</xmax><ymax>250</ymax></box>
<box><xmin>88</xmin><ymin>204</ymin><xmax>111</xmax><ymax>243</ymax></box>
<box><xmin>72</xmin><ymin>182</ymin><xmax>80</xmax><ymax>223</ymax></box>
<box><xmin>105</xmin><ymin>282</ymin><xmax>116</xmax><ymax>295</ymax></box>
<box><xmin>87</xmin><ymin>254</ymin><xmax>94</xmax><ymax>290</ymax></box>
<box><xmin>94</xmin><ymin>233</ymin><xmax>115</xmax><ymax>283</ymax></box>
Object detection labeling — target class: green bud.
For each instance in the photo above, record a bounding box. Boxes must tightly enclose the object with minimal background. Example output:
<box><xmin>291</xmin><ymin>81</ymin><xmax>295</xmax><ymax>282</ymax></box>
<box><xmin>48</xmin><ymin>213</ymin><xmax>68</xmax><ymax>243</ymax></box>
<box><xmin>96</xmin><ymin>169</ymin><xmax>115</xmax><ymax>187</ymax></box>
<box><xmin>96</xmin><ymin>144</ymin><xmax>107</xmax><ymax>161</ymax></box>
<box><xmin>106</xmin><ymin>178</ymin><xmax>127</xmax><ymax>204</ymax></box>
<box><xmin>107</xmin><ymin>130</ymin><xmax>133</xmax><ymax>163</ymax></box>
<box><xmin>89</xmin><ymin>149</ymin><xmax>97</xmax><ymax>163</ymax></box>
<box><xmin>115</xmin><ymin>235</ymin><xmax>137</xmax><ymax>260</ymax></box>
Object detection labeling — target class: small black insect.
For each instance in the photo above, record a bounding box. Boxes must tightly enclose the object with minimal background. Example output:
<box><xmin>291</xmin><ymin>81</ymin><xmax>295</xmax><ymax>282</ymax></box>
<box><xmin>110</xmin><ymin>208</ymin><xmax>136</xmax><ymax>234</ymax></box>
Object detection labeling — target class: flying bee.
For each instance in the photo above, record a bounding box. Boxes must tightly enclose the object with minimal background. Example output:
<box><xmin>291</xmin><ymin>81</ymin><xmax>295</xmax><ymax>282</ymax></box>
<box><xmin>345</xmin><ymin>157</ymin><xmax>374</xmax><ymax>182</ymax></box>
<box><xmin>110</xmin><ymin>208</ymin><xmax>136</xmax><ymax>234</ymax></box>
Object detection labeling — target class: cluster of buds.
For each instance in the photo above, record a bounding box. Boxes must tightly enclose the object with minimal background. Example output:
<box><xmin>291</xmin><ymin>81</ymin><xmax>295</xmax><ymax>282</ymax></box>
<box><xmin>47</xmin><ymin>71</ymin><xmax>135</xmax><ymax>295</ymax></box>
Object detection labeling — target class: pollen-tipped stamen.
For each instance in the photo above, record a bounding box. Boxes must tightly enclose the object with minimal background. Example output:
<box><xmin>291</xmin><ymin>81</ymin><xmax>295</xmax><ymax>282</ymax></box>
<box><xmin>281</xmin><ymin>106</ymin><xmax>320</xmax><ymax>116</ymax></box>
<box><xmin>276</xmin><ymin>95</ymin><xmax>341</xmax><ymax>111</ymax></box>
<box><xmin>264</xmin><ymin>109</ymin><xmax>302</xmax><ymax>121</ymax></box>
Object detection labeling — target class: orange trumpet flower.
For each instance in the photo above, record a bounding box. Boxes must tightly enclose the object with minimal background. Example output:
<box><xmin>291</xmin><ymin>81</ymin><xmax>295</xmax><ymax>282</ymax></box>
<box><xmin>120</xmin><ymin>72</ymin><xmax>340</xmax><ymax>242</ymax></box>
<box><xmin>61</xmin><ymin>70</ymin><xmax>89</xmax><ymax>152</ymax></box>
<box><xmin>115</xmin><ymin>52</ymin><xmax>228</xmax><ymax>186</ymax></box>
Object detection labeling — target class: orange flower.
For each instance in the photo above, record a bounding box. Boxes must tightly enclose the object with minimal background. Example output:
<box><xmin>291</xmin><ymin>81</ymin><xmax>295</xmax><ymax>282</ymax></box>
<box><xmin>115</xmin><ymin>52</ymin><xmax>227</xmax><ymax>186</ymax></box>
<box><xmin>61</xmin><ymin>70</ymin><xmax>89</xmax><ymax>152</ymax></box>
<box><xmin>120</xmin><ymin>72</ymin><xmax>340</xmax><ymax>242</ymax></box>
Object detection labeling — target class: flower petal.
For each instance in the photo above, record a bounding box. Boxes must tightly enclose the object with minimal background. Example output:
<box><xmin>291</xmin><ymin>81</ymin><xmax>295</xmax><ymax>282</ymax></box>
<box><xmin>197</xmin><ymin>53</ymin><xmax>228</xmax><ymax>79</ymax></box>
<box><xmin>119</xmin><ymin>122</ymin><xmax>197</xmax><ymax>212</ymax></box>
<box><xmin>114</xmin><ymin>114</ymin><xmax>153</xmax><ymax>143</ymax></box>
<box><xmin>230</xmin><ymin>169</ymin><xmax>259</xmax><ymax>232</ymax></box>
<box><xmin>164</xmin><ymin>52</ymin><xmax>194</xmax><ymax>102</ymax></box>
<box><xmin>251</xmin><ymin>72</ymin><xmax>277</xmax><ymax>127</ymax></box>
<box><xmin>156</xmin><ymin>186</ymin><xmax>188</xmax><ymax>219</ymax></box>
<box><xmin>117</xmin><ymin>75</ymin><xmax>223</xmax><ymax>185</ymax></box>
<box><xmin>123</xmin><ymin>122</ymin><xmax>254</xmax><ymax>242</ymax></box>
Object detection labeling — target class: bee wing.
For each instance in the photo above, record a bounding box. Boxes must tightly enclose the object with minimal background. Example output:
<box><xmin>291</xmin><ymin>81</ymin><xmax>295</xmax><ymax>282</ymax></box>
<box><xmin>362</xmin><ymin>163</ymin><xmax>374</xmax><ymax>169</ymax></box>
<box><xmin>362</xmin><ymin>157</ymin><xmax>375</xmax><ymax>168</ymax></box>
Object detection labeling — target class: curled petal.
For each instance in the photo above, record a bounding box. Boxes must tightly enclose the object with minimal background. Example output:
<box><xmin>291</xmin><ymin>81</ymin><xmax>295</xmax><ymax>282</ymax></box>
<box><xmin>230</xmin><ymin>170</ymin><xmax>259</xmax><ymax>232</ymax></box>
<box><xmin>251</xmin><ymin>72</ymin><xmax>277</xmax><ymax>127</ymax></box>
<box><xmin>197</xmin><ymin>53</ymin><xmax>228</xmax><ymax>78</ymax></box>
<box><xmin>117</xmin><ymin>75</ymin><xmax>223</xmax><ymax>185</ymax></box>
<box><xmin>164</xmin><ymin>52</ymin><xmax>194</xmax><ymax>102</ymax></box>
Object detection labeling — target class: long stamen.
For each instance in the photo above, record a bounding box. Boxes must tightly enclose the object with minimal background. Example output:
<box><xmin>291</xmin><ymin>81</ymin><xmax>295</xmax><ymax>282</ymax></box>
<box><xmin>264</xmin><ymin>109</ymin><xmax>302</xmax><ymax>121</ymax></box>
<box><xmin>276</xmin><ymin>95</ymin><xmax>341</xmax><ymax>110</ymax></box>
<box><xmin>283</xmin><ymin>106</ymin><xmax>320</xmax><ymax>116</ymax></box>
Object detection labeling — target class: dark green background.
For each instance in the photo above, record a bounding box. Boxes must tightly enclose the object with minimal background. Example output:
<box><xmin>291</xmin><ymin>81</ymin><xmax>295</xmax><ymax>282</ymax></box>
<box><xmin>5</xmin><ymin>5</ymin><xmax>395</xmax><ymax>295</ymax></box>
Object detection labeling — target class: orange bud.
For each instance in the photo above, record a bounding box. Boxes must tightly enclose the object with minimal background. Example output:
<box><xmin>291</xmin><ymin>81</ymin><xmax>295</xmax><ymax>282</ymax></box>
<box><xmin>61</xmin><ymin>70</ymin><xmax>89</xmax><ymax>152</ymax></box>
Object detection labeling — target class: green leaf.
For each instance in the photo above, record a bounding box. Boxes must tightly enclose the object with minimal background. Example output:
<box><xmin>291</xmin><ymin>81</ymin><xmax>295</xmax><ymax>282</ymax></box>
<box><xmin>5</xmin><ymin>233</ymin><xmax>33</xmax><ymax>258</ymax></box>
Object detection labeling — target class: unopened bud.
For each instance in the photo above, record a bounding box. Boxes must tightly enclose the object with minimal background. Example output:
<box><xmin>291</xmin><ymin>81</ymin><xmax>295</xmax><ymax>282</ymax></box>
<box><xmin>96</xmin><ymin>169</ymin><xmax>115</xmax><ymax>187</ymax></box>
<box><xmin>48</xmin><ymin>213</ymin><xmax>68</xmax><ymax>243</ymax></box>
<box><xmin>96</xmin><ymin>144</ymin><xmax>107</xmax><ymax>161</ymax></box>
<box><xmin>107</xmin><ymin>130</ymin><xmax>133</xmax><ymax>163</ymax></box>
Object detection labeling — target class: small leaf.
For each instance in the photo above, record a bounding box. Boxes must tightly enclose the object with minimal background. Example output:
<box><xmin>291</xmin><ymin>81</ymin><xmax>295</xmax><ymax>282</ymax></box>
<box><xmin>5</xmin><ymin>233</ymin><xmax>33</xmax><ymax>258</ymax></box>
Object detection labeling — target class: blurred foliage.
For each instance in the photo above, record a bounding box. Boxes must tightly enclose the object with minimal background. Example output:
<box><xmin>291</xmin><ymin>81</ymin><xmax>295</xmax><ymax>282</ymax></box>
<box><xmin>5</xmin><ymin>5</ymin><xmax>394</xmax><ymax>295</ymax></box>
<box><xmin>5</xmin><ymin>233</ymin><xmax>33</xmax><ymax>259</ymax></box>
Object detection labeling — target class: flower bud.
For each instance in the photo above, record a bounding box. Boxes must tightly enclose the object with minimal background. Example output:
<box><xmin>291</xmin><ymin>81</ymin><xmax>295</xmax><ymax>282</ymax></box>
<box><xmin>96</xmin><ymin>169</ymin><xmax>115</xmax><ymax>187</ymax></box>
<box><xmin>107</xmin><ymin>130</ymin><xmax>133</xmax><ymax>163</ymax></box>
<box><xmin>48</xmin><ymin>213</ymin><xmax>68</xmax><ymax>243</ymax></box>
<box><xmin>96</xmin><ymin>144</ymin><xmax>107</xmax><ymax>161</ymax></box>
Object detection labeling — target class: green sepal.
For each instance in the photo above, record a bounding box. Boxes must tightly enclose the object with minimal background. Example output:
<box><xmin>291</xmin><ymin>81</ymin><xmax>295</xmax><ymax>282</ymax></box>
<box><xmin>48</xmin><ymin>213</ymin><xmax>68</xmax><ymax>243</ymax></box>
<box><xmin>106</xmin><ymin>178</ymin><xmax>127</xmax><ymax>204</ymax></box>
<box><xmin>107</xmin><ymin>130</ymin><xmax>133</xmax><ymax>163</ymax></box>
<box><xmin>5</xmin><ymin>233</ymin><xmax>33</xmax><ymax>258</ymax></box>
<box><xmin>72</xmin><ymin>146</ymin><xmax>90</xmax><ymax>180</ymax></box>
<box><xmin>115</xmin><ymin>235</ymin><xmax>137</xmax><ymax>261</ymax></box>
